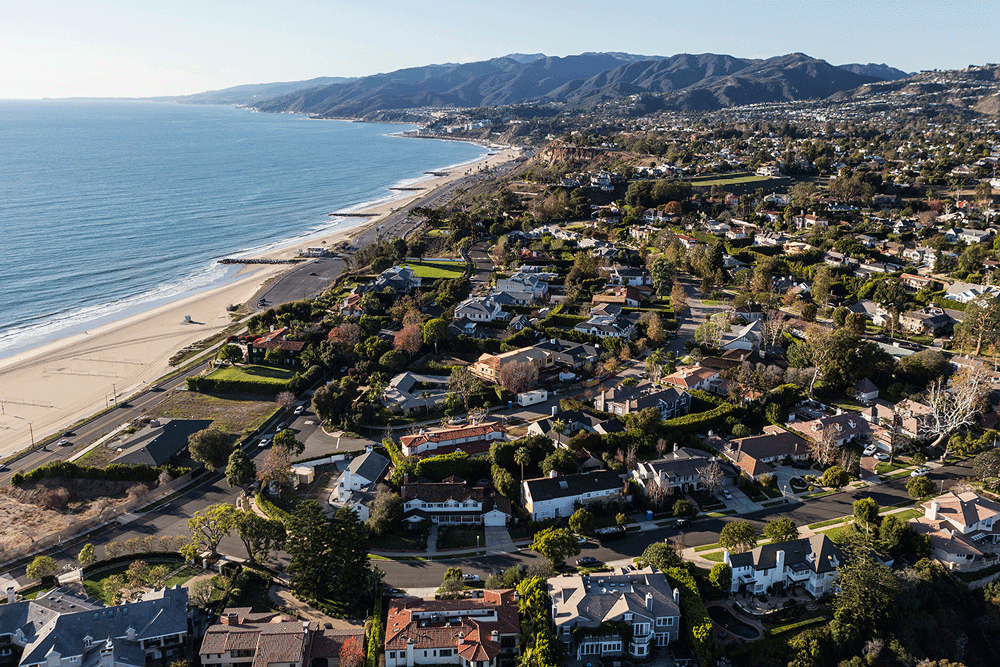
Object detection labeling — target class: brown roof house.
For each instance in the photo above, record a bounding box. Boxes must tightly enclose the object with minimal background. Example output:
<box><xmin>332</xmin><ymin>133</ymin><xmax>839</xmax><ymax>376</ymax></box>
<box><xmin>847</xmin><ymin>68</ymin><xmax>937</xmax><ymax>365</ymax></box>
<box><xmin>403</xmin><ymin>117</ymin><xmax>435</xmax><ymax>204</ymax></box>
<box><xmin>399</xmin><ymin>422</ymin><xmax>507</xmax><ymax>458</ymax></box>
<box><xmin>911</xmin><ymin>491</ymin><xmax>1000</xmax><ymax>570</ymax></box>
<box><xmin>247</xmin><ymin>327</ymin><xmax>306</xmax><ymax>367</ymax></box>
<box><xmin>724</xmin><ymin>425</ymin><xmax>810</xmax><ymax>479</ymax></box>
<box><xmin>384</xmin><ymin>590</ymin><xmax>520</xmax><ymax>667</ymax></box>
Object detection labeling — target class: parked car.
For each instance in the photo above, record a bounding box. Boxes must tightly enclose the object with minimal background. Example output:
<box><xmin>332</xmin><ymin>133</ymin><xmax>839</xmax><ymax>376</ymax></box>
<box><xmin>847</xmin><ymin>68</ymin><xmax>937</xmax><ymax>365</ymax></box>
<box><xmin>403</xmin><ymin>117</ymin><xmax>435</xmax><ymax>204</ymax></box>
<box><xmin>721</xmin><ymin>489</ymin><xmax>733</xmax><ymax>500</ymax></box>
<box><xmin>448</xmin><ymin>416</ymin><xmax>467</xmax><ymax>425</ymax></box>
<box><xmin>258</xmin><ymin>438</ymin><xmax>271</xmax><ymax>448</ymax></box>
<box><xmin>462</xmin><ymin>573</ymin><xmax>480</xmax><ymax>582</ymax></box>
<box><xmin>910</xmin><ymin>467</ymin><xmax>930</xmax><ymax>477</ymax></box>
<box><xmin>576</xmin><ymin>556</ymin><xmax>598</xmax><ymax>567</ymax></box>
<box><xmin>863</xmin><ymin>445</ymin><xmax>877</xmax><ymax>457</ymax></box>
<box><xmin>875</xmin><ymin>452</ymin><xmax>890</xmax><ymax>461</ymax></box>
<box><xmin>294</xmin><ymin>405</ymin><xmax>304</xmax><ymax>416</ymax></box>
<box><xmin>673</xmin><ymin>518</ymin><xmax>688</xmax><ymax>529</ymax></box>
<box><xmin>574</xmin><ymin>534</ymin><xmax>588</xmax><ymax>544</ymax></box>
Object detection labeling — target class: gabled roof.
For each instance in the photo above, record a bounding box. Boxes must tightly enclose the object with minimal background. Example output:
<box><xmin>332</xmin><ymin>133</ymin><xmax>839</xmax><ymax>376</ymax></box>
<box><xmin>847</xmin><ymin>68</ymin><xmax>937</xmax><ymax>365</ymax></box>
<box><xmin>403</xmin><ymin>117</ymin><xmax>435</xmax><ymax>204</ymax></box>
<box><xmin>923</xmin><ymin>491</ymin><xmax>1000</xmax><ymax>530</ymax></box>
<box><xmin>548</xmin><ymin>566</ymin><xmax>679</xmax><ymax>631</ymax></box>
<box><xmin>347</xmin><ymin>450</ymin><xmax>390</xmax><ymax>484</ymax></box>
<box><xmin>727</xmin><ymin>534</ymin><xmax>842</xmax><ymax>575</ymax></box>
<box><xmin>112</xmin><ymin>418</ymin><xmax>213</xmax><ymax>467</ymax></box>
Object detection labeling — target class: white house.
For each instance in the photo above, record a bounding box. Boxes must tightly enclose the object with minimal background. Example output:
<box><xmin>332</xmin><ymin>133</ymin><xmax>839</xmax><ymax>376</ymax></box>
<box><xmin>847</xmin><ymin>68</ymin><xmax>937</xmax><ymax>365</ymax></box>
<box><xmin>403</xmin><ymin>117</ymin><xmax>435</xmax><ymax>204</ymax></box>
<box><xmin>548</xmin><ymin>567</ymin><xmax>681</xmax><ymax>659</ymax></box>
<box><xmin>911</xmin><ymin>491</ymin><xmax>1000</xmax><ymax>569</ymax></box>
<box><xmin>724</xmin><ymin>534</ymin><xmax>843</xmax><ymax>597</ymax></box>
<box><xmin>631</xmin><ymin>446</ymin><xmax>712</xmax><ymax>495</ymax></box>
<box><xmin>337</xmin><ymin>449</ymin><xmax>390</xmax><ymax>502</ymax></box>
<box><xmin>454</xmin><ymin>296</ymin><xmax>507</xmax><ymax>322</ymax></box>
<box><xmin>721</xmin><ymin>320</ymin><xmax>763</xmax><ymax>351</ymax></box>
<box><xmin>399</xmin><ymin>422</ymin><xmax>508</xmax><ymax>458</ymax></box>
<box><xmin>401</xmin><ymin>481</ymin><xmax>512</xmax><ymax>527</ymax></box>
<box><xmin>521</xmin><ymin>470</ymin><xmax>622</xmax><ymax>521</ymax></box>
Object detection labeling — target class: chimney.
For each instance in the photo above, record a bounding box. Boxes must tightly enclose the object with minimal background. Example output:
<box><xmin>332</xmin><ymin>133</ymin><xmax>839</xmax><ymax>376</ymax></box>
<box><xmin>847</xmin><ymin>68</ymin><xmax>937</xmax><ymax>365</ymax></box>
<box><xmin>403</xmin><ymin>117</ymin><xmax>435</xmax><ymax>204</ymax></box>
<box><xmin>100</xmin><ymin>641</ymin><xmax>114</xmax><ymax>667</ymax></box>
<box><xmin>552</xmin><ymin>406</ymin><xmax>558</xmax><ymax>417</ymax></box>
<box><xmin>126</xmin><ymin>626</ymin><xmax>136</xmax><ymax>641</ymax></box>
<box><xmin>776</xmin><ymin>549</ymin><xmax>786</xmax><ymax>575</ymax></box>
<box><xmin>925</xmin><ymin>501</ymin><xmax>940</xmax><ymax>521</ymax></box>
<box><xmin>549</xmin><ymin>470</ymin><xmax>558</xmax><ymax>478</ymax></box>
<box><xmin>673</xmin><ymin>588</ymin><xmax>680</xmax><ymax>604</ymax></box>
<box><xmin>645</xmin><ymin>592</ymin><xmax>653</xmax><ymax>610</ymax></box>
<box><xmin>6</xmin><ymin>587</ymin><xmax>14</xmax><ymax>604</ymax></box>
<box><xmin>491</xmin><ymin>630</ymin><xmax>499</xmax><ymax>642</ymax></box>
<box><xmin>406</xmin><ymin>638</ymin><xmax>415</xmax><ymax>667</ymax></box>
<box><xmin>457</xmin><ymin>632</ymin><xmax>465</xmax><ymax>646</ymax></box>
<box><xmin>221</xmin><ymin>611</ymin><xmax>239</xmax><ymax>626</ymax></box>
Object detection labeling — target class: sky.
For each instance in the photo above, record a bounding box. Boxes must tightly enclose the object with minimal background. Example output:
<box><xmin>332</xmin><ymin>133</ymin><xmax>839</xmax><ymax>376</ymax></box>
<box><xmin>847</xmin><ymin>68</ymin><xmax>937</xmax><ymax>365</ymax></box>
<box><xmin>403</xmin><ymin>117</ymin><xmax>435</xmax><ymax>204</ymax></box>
<box><xmin>3</xmin><ymin>0</ymin><xmax>999</xmax><ymax>99</ymax></box>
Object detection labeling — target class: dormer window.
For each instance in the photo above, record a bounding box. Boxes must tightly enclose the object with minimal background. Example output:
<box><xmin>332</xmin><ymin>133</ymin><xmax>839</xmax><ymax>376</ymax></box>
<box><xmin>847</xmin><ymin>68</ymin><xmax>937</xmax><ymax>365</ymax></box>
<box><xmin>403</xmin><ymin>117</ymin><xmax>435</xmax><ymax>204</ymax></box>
<box><xmin>84</xmin><ymin>636</ymin><xmax>93</xmax><ymax>649</ymax></box>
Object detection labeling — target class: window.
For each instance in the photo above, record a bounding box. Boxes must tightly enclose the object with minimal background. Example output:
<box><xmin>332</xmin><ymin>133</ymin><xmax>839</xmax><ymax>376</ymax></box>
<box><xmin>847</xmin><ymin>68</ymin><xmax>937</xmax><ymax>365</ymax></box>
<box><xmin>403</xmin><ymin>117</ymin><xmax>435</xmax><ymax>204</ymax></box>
<box><xmin>440</xmin><ymin>650</ymin><xmax>452</xmax><ymax>657</ymax></box>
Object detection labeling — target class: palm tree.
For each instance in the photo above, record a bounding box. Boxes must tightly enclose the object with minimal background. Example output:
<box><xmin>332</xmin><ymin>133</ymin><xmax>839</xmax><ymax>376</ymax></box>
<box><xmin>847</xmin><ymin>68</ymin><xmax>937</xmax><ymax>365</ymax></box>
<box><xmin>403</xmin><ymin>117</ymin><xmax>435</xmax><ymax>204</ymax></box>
<box><xmin>514</xmin><ymin>447</ymin><xmax>531</xmax><ymax>480</ymax></box>
<box><xmin>551</xmin><ymin>419</ymin><xmax>567</xmax><ymax>436</ymax></box>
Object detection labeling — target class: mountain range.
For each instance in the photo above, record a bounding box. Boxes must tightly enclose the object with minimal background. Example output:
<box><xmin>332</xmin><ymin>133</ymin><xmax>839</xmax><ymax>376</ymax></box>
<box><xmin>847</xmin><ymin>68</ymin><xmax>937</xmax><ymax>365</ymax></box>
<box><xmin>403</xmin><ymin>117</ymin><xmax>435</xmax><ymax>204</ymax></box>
<box><xmin>173</xmin><ymin>52</ymin><xmax>913</xmax><ymax>115</ymax></box>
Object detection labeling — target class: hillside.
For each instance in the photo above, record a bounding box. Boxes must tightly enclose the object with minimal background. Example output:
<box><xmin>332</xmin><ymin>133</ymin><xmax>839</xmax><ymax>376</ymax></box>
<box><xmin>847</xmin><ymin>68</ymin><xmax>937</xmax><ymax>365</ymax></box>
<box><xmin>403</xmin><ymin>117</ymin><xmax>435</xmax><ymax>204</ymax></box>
<box><xmin>163</xmin><ymin>77</ymin><xmax>356</xmax><ymax>106</ymax></box>
<box><xmin>247</xmin><ymin>51</ymin><xmax>888</xmax><ymax>118</ymax></box>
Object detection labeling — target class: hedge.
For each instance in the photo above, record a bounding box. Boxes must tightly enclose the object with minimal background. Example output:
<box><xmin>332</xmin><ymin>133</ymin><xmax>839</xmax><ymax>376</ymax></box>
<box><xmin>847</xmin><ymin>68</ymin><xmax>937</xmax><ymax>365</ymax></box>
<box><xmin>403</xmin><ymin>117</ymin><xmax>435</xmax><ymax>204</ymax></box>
<box><xmin>414</xmin><ymin>451</ymin><xmax>492</xmax><ymax>483</ymax></box>
<box><xmin>185</xmin><ymin>375</ymin><xmax>289</xmax><ymax>395</ymax></box>
<box><xmin>665</xmin><ymin>566</ymin><xmax>714</xmax><ymax>667</ymax></box>
<box><xmin>663</xmin><ymin>402</ymin><xmax>734</xmax><ymax>434</ymax></box>
<box><xmin>11</xmin><ymin>461</ymin><xmax>190</xmax><ymax>486</ymax></box>
<box><xmin>255</xmin><ymin>492</ymin><xmax>292</xmax><ymax>525</ymax></box>
<box><xmin>367</xmin><ymin>588</ymin><xmax>384</xmax><ymax>667</ymax></box>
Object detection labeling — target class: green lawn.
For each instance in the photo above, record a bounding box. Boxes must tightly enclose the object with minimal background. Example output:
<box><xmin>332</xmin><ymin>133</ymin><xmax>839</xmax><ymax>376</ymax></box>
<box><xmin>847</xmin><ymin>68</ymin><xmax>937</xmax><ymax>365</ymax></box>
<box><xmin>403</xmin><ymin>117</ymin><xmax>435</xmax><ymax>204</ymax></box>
<box><xmin>208</xmin><ymin>364</ymin><xmax>295</xmax><ymax>385</ymax></box>
<box><xmin>686</xmin><ymin>174</ymin><xmax>778</xmax><ymax>187</ymax></box>
<box><xmin>405</xmin><ymin>260</ymin><xmax>466</xmax><ymax>279</ymax></box>
<box><xmin>370</xmin><ymin>530</ymin><xmax>429</xmax><ymax>552</ymax></box>
<box><xmin>437</xmin><ymin>526</ymin><xmax>485</xmax><ymax>550</ymax></box>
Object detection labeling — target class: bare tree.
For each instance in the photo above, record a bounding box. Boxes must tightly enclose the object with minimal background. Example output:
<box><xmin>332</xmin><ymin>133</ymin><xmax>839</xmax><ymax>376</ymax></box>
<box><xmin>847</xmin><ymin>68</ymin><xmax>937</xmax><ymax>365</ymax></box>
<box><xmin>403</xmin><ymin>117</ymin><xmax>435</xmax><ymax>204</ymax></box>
<box><xmin>699</xmin><ymin>459</ymin><xmax>724</xmax><ymax>495</ymax></box>
<box><xmin>656</xmin><ymin>438</ymin><xmax>669</xmax><ymax>458</ymax></box>
<box><xmin>761</xmin><ymin>309</ymin><xmax>788</xmax><ymax>352</ymax></box>
<box><xmin>448</xmin><ymin>366</ymin><xmax>481</xmax><ymax>412</ymax></box>
<box><xmin>648</xmin><ymin>481</ymin><xmax>668</xmax><ymax>510</ymax></box>
<box><xmin>924</xmin><ymin>365</ymin><xmax>992</xmax><ymax>456</ymax></box>
<box><xmin>498</xmin><ymin>361</ymin><xmax>539</xmax><ymax>395</ymax></box>
<box><xmin>276</xmin><ymin>391</ymin><xmax>296</xmax><ymax>409</ymax></box>
<box><xmin>625</xmin><ymin>444</ymin><xmax>639</xmax><ymax>471</ymax></box>
<box><xmin>809</xmin><ymin>423</ymin><xmax>840</xmax><ymax>467</ymax></box>
<box><xmin>468</xmin><ymin>406</ymin><xmax>488</xmax><ymax>425</ymax></box>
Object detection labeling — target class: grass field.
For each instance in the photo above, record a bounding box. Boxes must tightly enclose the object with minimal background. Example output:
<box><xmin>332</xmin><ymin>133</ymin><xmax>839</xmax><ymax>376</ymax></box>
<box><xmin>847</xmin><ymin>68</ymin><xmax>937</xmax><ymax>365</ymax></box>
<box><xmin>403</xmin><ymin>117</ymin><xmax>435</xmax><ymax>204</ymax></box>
<box><xmin>208</xmin><ymin>364</ymin><xmax>295</xmax><ymax>384</ymax></box>
<box><xmin>405</xmin><ymin>260</ymin><xmax>466</xmax><ymax>279</ymax></box>
<box><xmin>687</xmin><ymin>174</ymin><xmax>778</xmax><ymax>188</ymax></box>
<box><xmin>151</xmin><ymin>392</ymin><xmax>280</xmax><ymax>434</ymax></box>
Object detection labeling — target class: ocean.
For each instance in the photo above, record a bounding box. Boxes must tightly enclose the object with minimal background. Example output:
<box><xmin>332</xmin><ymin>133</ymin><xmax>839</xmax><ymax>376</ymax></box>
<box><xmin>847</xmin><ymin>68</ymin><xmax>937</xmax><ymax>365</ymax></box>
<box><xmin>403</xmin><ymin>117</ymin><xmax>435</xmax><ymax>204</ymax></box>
<box><xmin>0</xmin><ymin>100</ymin><xmax>487</xmax><ymax>359</ymax></box>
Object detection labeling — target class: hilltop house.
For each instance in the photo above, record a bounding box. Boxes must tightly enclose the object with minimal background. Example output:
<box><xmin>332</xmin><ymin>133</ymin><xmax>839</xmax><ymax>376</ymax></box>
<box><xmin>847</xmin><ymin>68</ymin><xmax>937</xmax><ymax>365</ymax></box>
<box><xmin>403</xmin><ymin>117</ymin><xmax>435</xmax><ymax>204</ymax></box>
<box><xmin>724</xmin><ymin>534</ymin><xmax>843</xmax><ymax>597</ymax></box>
<box><xmin>548</xmin><ymin>567</ymin><xmax>681</xmax><ymax>659</ymax></box>
<box><xmin>521</xmin><ymin>470</ymin><xmax>622</xmax><ymax>521</ymax></box>
<box><xmin>384</xmin><ymin>591</ymin><xmax>520</xmax><ymax>667</ymax></box>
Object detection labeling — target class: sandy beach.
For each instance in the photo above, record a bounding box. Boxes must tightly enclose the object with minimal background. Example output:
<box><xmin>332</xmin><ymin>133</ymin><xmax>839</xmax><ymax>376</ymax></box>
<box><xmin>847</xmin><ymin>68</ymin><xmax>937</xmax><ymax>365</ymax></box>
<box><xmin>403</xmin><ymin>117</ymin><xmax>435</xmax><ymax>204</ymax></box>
<box><xmin>0</xmin><ymin>146</ymin><xmax>519</xmax><ymax>459</ymax></box>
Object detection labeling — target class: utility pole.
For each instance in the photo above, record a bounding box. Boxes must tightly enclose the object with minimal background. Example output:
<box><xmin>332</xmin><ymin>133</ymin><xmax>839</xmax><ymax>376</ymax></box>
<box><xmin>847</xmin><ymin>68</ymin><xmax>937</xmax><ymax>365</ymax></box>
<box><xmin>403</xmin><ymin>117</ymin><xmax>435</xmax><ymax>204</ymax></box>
<box><xmin>29</xmin><ymin>423</ymin><xmax>34</xmax><ymax>448</ymax></box>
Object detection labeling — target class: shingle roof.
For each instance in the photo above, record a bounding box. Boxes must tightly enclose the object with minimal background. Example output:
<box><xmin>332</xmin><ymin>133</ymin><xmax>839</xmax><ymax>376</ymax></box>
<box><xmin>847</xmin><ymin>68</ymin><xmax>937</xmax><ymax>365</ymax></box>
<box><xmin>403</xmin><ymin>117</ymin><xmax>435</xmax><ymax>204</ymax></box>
<box><xmin>523</xmin><ymin>470</ymin><xmax>622</xmax><ymax>503</ymax></box>
<box><xmin>347</xmin><ymin>451</ymin><xmax>390</xmax><ymax>484</ymax></box>
<box><xmin>548</xmin><ymin>566</ymin><xmax>680</xmax><ymax>632</ymax></box>
<box><xmin>727</xmin><ymin>534</ymin><xmax>842</xmax><ymax>575</ymax></box>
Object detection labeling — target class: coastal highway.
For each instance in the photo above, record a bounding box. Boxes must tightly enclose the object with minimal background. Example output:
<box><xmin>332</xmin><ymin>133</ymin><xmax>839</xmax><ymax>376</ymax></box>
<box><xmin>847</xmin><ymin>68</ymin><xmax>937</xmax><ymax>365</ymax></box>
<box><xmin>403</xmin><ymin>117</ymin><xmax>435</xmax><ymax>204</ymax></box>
<box><xmin>0</xmin><ymin>363</ymin><xmax>205</xmax><ymax>487</ymax></box>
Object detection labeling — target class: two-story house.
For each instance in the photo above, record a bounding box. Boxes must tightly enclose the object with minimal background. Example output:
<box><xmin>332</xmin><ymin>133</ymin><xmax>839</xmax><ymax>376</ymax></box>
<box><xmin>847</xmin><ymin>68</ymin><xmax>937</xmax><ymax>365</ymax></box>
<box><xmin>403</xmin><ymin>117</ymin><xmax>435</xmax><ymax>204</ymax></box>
<box><xmin>724</xmin><ymin>534</ymin><xmax>843</xmax><ymax>597</ymax></box>
<box><xmin>631</xmin><ymin>446</ymin><xmax>711</xmax><ymax>496</ymax></box>
<box><xmin>454</xmin><ymin>297</ymin><xmax>507</xmax><ymax>322</ymax></box>
<box><xmin>374</xmin><ymin>266</ymin><xmax>422</xmax><ymax>295</ymax></box>
<box><xmin>660</xmin><ymin>366</ymin><xmax>723</xmax><ymax>395</ymax></box>
<box><xmin>521</xmin><ymin>470</ymin><xmax>622</xmax><ymax>521</ymax></box>
<box><xmin>384</xmin><ymin>591</ymin><xmax>520</xmax><ymax>667</ymax></box>
<box><xmin>594</xmin><ymin>382</ymin><xmax>691</xmax><ymax>420</ymax></box>
<box><xmin>401</xmin><ymin>480</ymin><xmax>512</xmax><ymax>527</ymax></box>
<box><xmin>469</xmin><ymin>347</ymin><xmax>554</xmax><ymax>384</ymax></box>
<box><xmin>532</xmin><ymin>339</ymin><xmax>600</xmax><ymax>369</ymax></box>
<box><xmin>7</xmin><ymin>586</ymin><xmax>189</xmax><ymax>667</ymax></box>
<box><xmin>334</xmin><ymin>448</ymin><xmax>390</xmax><ymax>520</ymax></box>
<box><xmin>911</xmin><ymin>491</ymin><xmax>1000</xmax><ymax>569</ymax></box>
<box><xmin>200</xmin><ymin>609</ymin><xmax>363</xmax><ymax>667</ymax></box>
<box><xmin>548</xmin><ymin>567</ymin><xmax>681</xmax><ymax>659</ymax></box>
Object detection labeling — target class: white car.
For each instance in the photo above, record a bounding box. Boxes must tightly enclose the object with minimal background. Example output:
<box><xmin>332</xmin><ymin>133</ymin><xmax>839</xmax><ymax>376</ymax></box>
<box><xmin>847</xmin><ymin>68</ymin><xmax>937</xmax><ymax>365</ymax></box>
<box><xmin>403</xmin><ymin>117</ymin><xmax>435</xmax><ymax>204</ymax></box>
<box><xmin>294</xmin><ymin>405</ymin><xmax>304</xmax><ymax>416</ymax></box>
<box><xmin>721</xmin><ymin>489</ymin><xmax>733</xmax><ymax>500</ymax></box>
<box><xmin>863</xmin><ymin>445</ymin><xmax>877</xmax><ymax>457</ymax></box>
<box><xmin>461</xmin><ymin>573</ymin><xmax>480</xmax><ymax>582</ymax></box>
<box><xmin>874</xmin><ymin>452</ymin><xmax>890</xmax><ymax>461</ymax></box>
<box><xmin>258</xmin><ymin>438</ymin><xmax>271</xmax><ymax>448</ymax></box>
<box><xmin>910</xmin><ymin>467</ymin><xmax>930</xmax><ymax>477</ymax></box>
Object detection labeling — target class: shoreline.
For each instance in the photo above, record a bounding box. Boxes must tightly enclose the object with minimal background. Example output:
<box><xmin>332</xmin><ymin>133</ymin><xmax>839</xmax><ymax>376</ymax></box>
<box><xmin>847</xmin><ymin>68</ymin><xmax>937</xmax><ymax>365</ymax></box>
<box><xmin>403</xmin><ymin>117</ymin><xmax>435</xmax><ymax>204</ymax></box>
<box><xmin>0</xmin><ymin>136</ymin><xmax>518</xmax><ymax>459</ymax></box>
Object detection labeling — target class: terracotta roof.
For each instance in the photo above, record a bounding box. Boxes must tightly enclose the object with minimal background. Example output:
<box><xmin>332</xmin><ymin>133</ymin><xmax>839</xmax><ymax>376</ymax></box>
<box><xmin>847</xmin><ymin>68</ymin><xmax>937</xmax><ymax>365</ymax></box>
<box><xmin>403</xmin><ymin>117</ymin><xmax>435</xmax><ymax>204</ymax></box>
<box><xmin>399</xmin><ymin>422</ymin><xmax>506</xmax><ymax>448</ymax></box>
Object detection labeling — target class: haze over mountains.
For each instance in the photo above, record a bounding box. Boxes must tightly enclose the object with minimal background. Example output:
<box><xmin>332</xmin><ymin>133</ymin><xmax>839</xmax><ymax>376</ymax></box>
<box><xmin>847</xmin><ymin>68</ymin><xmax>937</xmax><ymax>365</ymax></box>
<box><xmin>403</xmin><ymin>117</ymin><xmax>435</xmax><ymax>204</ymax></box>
<box><xmin>171</xmin><ymin>51</ymin><xmax>913</xmax><ymax>115</ymax></box>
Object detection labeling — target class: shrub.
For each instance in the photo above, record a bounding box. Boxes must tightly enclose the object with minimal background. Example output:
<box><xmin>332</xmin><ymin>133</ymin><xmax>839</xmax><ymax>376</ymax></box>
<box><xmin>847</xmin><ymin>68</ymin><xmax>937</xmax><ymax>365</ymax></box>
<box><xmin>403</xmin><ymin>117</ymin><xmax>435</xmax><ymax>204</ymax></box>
<box><xmin>821</xmin><ymin>466</ymin><xmax>849</xmax><ymax>488</ymax></box>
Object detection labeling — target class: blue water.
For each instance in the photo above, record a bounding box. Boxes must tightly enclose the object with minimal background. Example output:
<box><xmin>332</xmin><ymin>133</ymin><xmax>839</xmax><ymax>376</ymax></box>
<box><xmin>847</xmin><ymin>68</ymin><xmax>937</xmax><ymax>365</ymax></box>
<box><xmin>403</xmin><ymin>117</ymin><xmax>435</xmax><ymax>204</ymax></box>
<box><xmin>0</xmin><ymin>100</ymin><xmax>487</xmax><ymax>358</ymax></box>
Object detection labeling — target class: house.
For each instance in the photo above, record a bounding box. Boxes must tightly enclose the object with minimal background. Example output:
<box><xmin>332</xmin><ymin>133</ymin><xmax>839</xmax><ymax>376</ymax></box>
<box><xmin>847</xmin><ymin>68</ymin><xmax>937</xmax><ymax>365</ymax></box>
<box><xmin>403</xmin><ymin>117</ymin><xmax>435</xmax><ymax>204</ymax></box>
<box><xmin>754</xmin><ymin>230</ymin><xmax>787</xmax><ymax>247</ymax></box>
<box><xmin>899</xmin><ymin>307</ymin><xmax>953</xmax><ymax>335</ymax></box>
<box><xmin>724</xmin><ymin>534</ymin><xmax>843</xmax><ymax>597</ymax></box>
<box><xmin>495</xmin><ymin>274</ymin><xmax>548</xmax><ymax>302</ymax></box>
<box><xmin>823</xmin><ymin>251</ymin><xmax>858</xmax><ymax>269</ymax></box>
<box><xmin>337</xmin><ymin>449</ymin><xmax>390</xmax><ymax>502</ymax></box>
<box><xmin>660</xmin><ymin>366</ymin><xmax>722</xmax><ymax>394</ymax></box>
<box><xmin>383</xmin><ymin>590</ymin><xmax>520</xmax><ymax>667</ymax></box>
<box><xmin>374</xmin><ymin>266</ymin><xmax>422</xmax><ymax>294</ymax></box>
<box><xmin>631</xmin><ymin>446</ymin><xmax>712</xmax><ymax>496</ymax></box>
<box><xmin>725</xmin><ymin>426</ymin><xmax>810</xmax><ymax>479</ymax></box>
<box><xmin>721</xmin><ymin>320</ymin><xmax>763</xmax><ymax>352</ymax></box>
<box><xmin>573</xmin><ymin>304</ymin><xmax>636</xmax><ymax>340</ymax></box>
<box><xmin>454</xmin><ymin>296</ymin><xmax>506</xmax><ymax>322</ymax></box>
<box><xmin>756</xmin><ymin>163</ymin><xmax>782</xmax><ymax>177</ymax></box>
<box><xmin>247</xmin><ymin>327</ymin><xmax>306</xmax><ymax>366</ymax></box>
<box><xmin>521</xmin><ymin>470</ymin><xmax>622</xmax><ymax>521</ymax></box>
<box><xmin>470</xmin><ymin>347</ymin><xmax>554</xmax><ymax>384</ymax></box>
<box><xmin>900</xmin><ymin>274</ymin><xmax>939</xmax><ymax>291</ymax></box>
<box><xmin>548</xmin><ymin>567</ymin><xmax>681</xmax><ymax>660</ymax></box>
<box><xmin>630</xmin><ymin>223</ymin><xmax>660</xmax><ymax>241</ymax></box>
<box><xmin>945</xmin><ymin>228</ymin><xmax>993</xmax><ymax>245</ymax></box>
<box><xmin>111</xmin><ymin>418</ymin><xmax>212</xmax><ymax>467</ymax></box>
<box><xmin>911</xmin><ymin>491</ymin><xmax>1000</xmax><ymax>569</ymax></box>
<box><xmin>383</xmin><ymin>373</ymin><xmax>451</xmax><ymax>414</ymax></box>
<box><xmin>594</xmin><ymin>381</ymin><xmax>691</xmax><ymax>419</ymax></box>
<box><xmin>945</xmin><ymin>282</ymin><xmax>1000</xmax><ymax>304</ymax></box>
<box><xmin>532</xmin><ymin>339</ymin><xmax>600</xmax><ymax>369</ymax></box>
<box><xmin>789</xmin><ymin>412</ymin><xmax>871</xmax><ymax>446</ymax></box>
<box><xmin>608</xmin><ymin>266</ymin><xmax>651</xmax><ymax>287</ymax></box>
<box><xmin>401</xmin><ymin>480</ymin><xmax>512</xmax><ymax>526</ymax></box>
<box><xmin>733</xmin><ymin>304</ymin><xmax>765</xmax><ymax>322</ymax></box>
<box><xmin>792</xmin><ymin>211</ymin><xmax>828</xmax><ymax>230</ymax></box>
<box><xmin>526</xmin><ymin>410</ymin><xmax>624</xmax><ymax>446</ymax></box>
<box><xmin>399</xmin><ymin>422</ymin><xmax>508</xmax><ymax>458</ymax></box>
<box><xmin>5</xmin><ymin>586</ymin><xmax>189</xmax><ymax>667</ymax></box>
<box><xmin>200</xmin><ymin>609</ymin><xmax>364</xmax><ymax>667</ymax></box>
<box><xmin>339</xmin><ymin>293</ymin><xmax>365</xmax><ymax>318</ymax></box>
<box><xmin>592</xmin><ymin>286</ymin><xmax>644</xmax><ymax>308</ymax></box>
<box><xmin>852</xmin><ymin>378</ymin><xmax>879</xmax><ymax>405</ymax></box>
